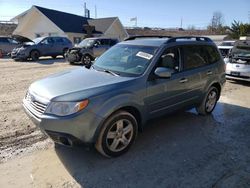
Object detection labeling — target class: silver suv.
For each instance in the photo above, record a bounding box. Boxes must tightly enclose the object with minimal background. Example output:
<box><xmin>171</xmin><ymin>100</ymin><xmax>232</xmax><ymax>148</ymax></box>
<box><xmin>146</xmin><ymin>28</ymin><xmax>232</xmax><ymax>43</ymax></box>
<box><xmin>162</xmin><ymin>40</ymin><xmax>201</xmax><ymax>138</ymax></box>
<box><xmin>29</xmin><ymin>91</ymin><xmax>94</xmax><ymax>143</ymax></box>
<box><xmin>23</xmin><ymin>36</ymin><xmax>226</xmax><ymax>157</ymax></box>
<box><xmin>0</xmin><ymin>36</ymin><xmax>19</xmax><ymax>56</ymax></box>
<box><xmin>66</xmin><ymin>37</ymin><xmax>118</xmax><ymax>65</ymax></box>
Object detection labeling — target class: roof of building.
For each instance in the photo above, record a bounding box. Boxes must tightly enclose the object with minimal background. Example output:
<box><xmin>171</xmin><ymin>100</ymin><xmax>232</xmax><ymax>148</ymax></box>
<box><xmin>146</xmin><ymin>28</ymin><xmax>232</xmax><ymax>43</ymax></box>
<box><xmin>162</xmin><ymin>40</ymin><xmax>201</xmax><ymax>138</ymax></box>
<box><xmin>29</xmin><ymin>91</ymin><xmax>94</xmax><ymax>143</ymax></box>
<box><xmin>87</xmin><ymin>17</ymin><xmax>117</xmax><ymax>34</ymax></box>
<box><xmin>34</xmin><ymin>6</ymin><xmax>102</xmax><ymax>34</ymax></box>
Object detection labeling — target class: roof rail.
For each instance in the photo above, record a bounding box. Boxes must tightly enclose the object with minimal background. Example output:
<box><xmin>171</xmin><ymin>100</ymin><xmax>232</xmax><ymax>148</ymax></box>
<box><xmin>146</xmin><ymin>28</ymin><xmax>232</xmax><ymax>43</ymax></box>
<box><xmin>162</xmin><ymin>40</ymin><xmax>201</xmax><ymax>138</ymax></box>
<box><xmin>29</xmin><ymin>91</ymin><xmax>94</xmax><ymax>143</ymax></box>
<box><xmin>124</xmin><ymin>35</ymin><xmax>172</xmax><ymax>41</ymax></box>
<box><xmin>166</xmin><ymin>36</ymin><xmax>213</xmax><ymax>43</ymax></box>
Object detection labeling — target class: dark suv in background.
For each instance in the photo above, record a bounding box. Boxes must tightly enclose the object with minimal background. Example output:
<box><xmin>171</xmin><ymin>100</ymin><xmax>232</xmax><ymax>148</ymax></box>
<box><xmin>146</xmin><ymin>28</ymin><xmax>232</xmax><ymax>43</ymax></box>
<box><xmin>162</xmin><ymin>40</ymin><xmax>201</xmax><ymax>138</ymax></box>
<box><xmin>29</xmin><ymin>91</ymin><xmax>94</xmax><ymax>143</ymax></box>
<box><xmin>0</xmin><ymin>36</ymin><xmax>19</xmax><ymax>56</ymax></box>
<box><xmin>11</xmin><ymin>35</ymin><xmax>72</xmax><ymax>61</ymax></box>
<box><xmin>66</xmin><ymin>37</ymin><xmax>118</xmax><ymax>65</ymax></box>
<box><xmin>23</xmin><ymin>36</ymin><xmax>225</xmax><ymax>157</ymax></box>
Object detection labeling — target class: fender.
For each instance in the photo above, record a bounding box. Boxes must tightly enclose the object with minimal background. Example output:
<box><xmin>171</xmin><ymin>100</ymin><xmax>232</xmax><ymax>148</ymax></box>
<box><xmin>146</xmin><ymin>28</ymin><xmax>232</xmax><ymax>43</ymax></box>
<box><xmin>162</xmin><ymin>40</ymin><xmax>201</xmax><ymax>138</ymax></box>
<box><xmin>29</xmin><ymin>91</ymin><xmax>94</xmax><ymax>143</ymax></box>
<box><xmin>91</xmin><ymin>92</ymin><xmax>147</xmax><ymax>142</ymax></box>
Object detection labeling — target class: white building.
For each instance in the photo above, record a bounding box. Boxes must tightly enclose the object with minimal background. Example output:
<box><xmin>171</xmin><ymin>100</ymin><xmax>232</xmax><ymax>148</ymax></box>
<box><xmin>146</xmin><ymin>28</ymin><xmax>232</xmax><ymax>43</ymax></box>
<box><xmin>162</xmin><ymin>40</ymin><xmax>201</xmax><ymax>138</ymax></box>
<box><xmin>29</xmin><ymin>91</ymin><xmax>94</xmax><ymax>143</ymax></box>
<box><xmin>11</xmin><ymin>6</ymin><xmax>128</xmax><ymax>43</ymax></box>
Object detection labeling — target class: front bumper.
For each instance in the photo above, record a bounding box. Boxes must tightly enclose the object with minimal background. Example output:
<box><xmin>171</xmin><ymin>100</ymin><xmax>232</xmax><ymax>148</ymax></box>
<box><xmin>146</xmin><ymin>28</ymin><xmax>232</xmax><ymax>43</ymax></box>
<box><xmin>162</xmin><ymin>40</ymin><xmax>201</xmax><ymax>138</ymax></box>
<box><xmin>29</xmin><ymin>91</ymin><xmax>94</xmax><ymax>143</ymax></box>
<box><xmin>11</xmin><ymin>50</ymin><xmax>28</xmax><ymax>60</ymax></box>
<box><xmin>23</xmin><ymin>99</ymin><xmax>104</xmax><ymax>144</ymax></box>
<box><xmin>65</xmin><ymin>52</ymin><xmax>81</xmax><ymax>63</ymax></box>
<box><xmin>226</xmin><ymin>63</ymin><xmax>250</xmax><ymax>82</ymax></box>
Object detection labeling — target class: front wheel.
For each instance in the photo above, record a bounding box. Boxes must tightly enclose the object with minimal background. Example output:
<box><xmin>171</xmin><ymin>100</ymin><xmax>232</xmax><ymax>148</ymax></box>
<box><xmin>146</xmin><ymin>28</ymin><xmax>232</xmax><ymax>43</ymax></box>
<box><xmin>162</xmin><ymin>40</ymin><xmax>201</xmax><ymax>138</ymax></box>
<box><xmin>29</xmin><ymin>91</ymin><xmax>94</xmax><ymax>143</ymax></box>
<box><xmin>196</xmin><ymin>86</ymin><xmax>219</xmax><ymax>115</ymax></box>
<box><xmin>95</xmin><ymin>111</ymin><xmax>138</xmax><ymax>158</ymax></box>
<box><xmin>81</xmin><ymin>55</ymin><xmax>92</xmax><ymax>66</ymax></box>
<box><xmin>30</xmin><ymin>50</ymin><xmax>40</xmax><ymax>61</ymax></box>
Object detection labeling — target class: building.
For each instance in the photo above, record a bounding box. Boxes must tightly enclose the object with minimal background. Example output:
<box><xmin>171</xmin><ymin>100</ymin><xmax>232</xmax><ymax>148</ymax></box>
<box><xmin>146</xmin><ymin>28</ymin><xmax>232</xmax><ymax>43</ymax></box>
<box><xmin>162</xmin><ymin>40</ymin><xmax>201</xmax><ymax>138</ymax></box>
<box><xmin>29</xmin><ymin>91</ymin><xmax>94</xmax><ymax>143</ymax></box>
<box><xmin>11</xmin><ymin>6</ymin><xmax>128</xmax><ymax>43</ymax></box>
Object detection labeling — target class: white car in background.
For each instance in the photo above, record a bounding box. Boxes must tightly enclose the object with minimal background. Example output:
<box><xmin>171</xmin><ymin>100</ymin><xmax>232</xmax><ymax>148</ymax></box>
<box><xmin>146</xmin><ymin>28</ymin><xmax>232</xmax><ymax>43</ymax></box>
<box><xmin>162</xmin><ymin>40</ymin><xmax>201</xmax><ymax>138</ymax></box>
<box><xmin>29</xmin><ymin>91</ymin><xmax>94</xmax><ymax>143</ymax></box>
<box><xmin>226</xmin><ymin>39</ymin><xmax>250</xmax><ymax>82</ymax></box>
<box><xmin>217</xmin><ymin>41</ymin><xmax>235</xmax><ymax>63</ymax></box>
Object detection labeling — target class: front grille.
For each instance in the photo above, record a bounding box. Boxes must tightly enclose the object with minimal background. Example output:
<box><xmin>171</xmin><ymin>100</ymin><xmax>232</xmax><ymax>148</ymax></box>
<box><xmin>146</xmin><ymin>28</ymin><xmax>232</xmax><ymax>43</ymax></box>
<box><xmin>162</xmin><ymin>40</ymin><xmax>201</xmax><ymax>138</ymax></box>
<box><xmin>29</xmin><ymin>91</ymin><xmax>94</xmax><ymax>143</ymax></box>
<box><xmin>25</xmin><ymin>92</ymin><xmax>47</xmax><ymax>116</ymax></box>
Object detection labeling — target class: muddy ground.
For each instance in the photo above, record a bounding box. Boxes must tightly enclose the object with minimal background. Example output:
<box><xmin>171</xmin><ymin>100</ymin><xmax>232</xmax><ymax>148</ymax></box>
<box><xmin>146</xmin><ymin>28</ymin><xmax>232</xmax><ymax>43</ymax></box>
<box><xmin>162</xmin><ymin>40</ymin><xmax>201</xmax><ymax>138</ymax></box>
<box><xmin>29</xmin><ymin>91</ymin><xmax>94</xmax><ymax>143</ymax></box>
<box><xmin>0</xmin><ymin>58</ymin><xmax>250</xmax><ymax>188</ymax></box>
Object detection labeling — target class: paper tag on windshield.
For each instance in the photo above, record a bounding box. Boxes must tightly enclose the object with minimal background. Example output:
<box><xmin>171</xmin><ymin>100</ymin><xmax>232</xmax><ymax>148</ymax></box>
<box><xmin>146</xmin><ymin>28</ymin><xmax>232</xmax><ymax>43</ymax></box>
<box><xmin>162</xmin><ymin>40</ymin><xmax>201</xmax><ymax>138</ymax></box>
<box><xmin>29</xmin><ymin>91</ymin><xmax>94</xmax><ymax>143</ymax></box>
<box><xmin>136</xmin><ymin>51</ymin><xmax>153</xmax><ymax>60</ymax></box>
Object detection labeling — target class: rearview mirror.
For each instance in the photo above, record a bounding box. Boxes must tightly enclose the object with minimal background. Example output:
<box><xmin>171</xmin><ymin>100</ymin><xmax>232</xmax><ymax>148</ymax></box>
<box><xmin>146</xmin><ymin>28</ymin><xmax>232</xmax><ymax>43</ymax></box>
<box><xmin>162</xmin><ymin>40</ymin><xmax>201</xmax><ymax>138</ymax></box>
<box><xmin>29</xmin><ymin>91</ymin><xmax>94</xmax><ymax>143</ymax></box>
<box><xmin>154</xmin><ymin>67</ymin><xmax>173</xmax><ymax>78</ymax></box>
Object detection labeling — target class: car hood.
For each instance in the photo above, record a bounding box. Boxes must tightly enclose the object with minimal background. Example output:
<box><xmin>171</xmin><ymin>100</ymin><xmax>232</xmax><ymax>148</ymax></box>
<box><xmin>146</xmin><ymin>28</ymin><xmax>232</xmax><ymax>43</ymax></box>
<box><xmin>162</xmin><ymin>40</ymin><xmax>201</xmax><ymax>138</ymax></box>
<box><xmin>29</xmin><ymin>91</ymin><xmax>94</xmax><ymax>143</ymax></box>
<box><xmin>29</xmin><ymin>67</ymin><xmax>135</xmax><ymax>101</ymax></box>
<box><xmin>12</xmin><ymin>35</ymin><xmax>34</xmax><ymax>43</ymax></box>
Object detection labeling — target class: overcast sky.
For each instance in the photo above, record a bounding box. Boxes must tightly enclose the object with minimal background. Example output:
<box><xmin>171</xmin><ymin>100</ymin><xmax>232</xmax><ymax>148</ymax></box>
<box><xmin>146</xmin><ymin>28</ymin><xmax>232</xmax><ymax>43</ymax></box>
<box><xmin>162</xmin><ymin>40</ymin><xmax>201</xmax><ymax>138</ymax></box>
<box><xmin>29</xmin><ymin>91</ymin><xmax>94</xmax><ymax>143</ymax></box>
<box><xmin>0</xmin><ymin>0</ymin><xmax>249</xmax><ymax>28</ymax></box>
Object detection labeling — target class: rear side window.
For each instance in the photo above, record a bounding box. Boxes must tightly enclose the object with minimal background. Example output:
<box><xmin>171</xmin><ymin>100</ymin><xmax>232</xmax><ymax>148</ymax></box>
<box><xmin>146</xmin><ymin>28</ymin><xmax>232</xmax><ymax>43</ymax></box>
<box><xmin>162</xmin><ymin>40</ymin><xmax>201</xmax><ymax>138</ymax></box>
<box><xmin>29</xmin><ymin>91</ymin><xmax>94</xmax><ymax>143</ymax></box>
<box><xmin>183</xmin><ymin>45</ymin><xmax>220</xmax><ymax>70</ymax></box>
<box><xmin>54</xmin><ymin>37</ymin><xmax>64</xmax><ymax>43</ymax></box>
<box><xmin>100</xmin><ymin>39</ymin><xmax>110</xmax><ymax>45</ymax></box>
<box><xmin>0</xmin><ymin>38</ymin><xmax>9</xmax><ymax>43</ymax></box>
<box><xmin>110</xmin><ymin>39</ymin><xmax>118</xmax><ymax>46</ymax></box>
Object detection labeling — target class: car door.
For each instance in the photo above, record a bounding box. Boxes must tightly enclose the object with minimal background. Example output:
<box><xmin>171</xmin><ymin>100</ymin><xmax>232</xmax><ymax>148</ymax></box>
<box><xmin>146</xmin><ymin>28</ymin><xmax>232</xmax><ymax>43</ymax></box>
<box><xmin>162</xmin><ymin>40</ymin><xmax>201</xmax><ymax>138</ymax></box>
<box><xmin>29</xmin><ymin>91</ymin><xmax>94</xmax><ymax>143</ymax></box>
<box><xmin>53</xmin><ymin>37</ymin><xmax>66</xmax><ymax>55</ymax></box>
<box><xmin>39</xmin><ymin>37</ymin><xmax>55</xmax><ymax>56</ymax></box>
<box><xmin>179</xmin><ymin>45</ymin><xmax>215</xmax><ymax>105</ymax></box>
<box><xmin>93</xmin><ymin>39</ymin><xmax>110</xmax><ymax>57</ymax></box>
<box><xmin>146</xmin><ymin>46</ymin><xmax>194</xmax><ymax>118</ymax></box>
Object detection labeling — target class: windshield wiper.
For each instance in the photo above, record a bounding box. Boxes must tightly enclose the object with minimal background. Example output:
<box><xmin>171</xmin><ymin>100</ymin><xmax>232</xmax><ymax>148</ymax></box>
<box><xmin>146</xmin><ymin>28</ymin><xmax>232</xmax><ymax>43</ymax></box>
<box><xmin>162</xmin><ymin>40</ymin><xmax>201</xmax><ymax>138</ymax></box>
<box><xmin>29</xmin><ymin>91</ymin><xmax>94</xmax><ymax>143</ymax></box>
<box><xmin>103</xmin><ymin>69</ymin><xmax>120</xmax><ymax>76</ymax></box>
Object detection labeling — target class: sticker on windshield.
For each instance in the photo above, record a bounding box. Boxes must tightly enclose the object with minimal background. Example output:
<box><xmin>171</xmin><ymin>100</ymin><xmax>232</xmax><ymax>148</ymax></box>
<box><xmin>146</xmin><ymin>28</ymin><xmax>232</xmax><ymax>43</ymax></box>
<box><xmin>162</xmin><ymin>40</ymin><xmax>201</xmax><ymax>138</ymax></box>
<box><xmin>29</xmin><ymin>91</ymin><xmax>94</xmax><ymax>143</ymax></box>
<box><xmin>136</xmin><ymin>51</ymin><xmax>153</xmax><ymax>60</ymax></box>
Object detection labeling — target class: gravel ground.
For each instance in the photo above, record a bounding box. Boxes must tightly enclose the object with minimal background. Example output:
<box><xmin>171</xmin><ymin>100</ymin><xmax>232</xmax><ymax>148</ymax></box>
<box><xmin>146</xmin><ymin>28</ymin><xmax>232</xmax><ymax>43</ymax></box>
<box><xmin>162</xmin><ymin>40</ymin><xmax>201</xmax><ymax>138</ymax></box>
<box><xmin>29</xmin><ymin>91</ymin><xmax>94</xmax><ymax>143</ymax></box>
<box><xmin>0</xmin><ymin>58</ymin><xmax>249</xmax><ymax>188</ymax></box>
<box><xmin>0</xmin><ymin>58</ymin><xmax>73</xmax><ymax>162</ymax></box>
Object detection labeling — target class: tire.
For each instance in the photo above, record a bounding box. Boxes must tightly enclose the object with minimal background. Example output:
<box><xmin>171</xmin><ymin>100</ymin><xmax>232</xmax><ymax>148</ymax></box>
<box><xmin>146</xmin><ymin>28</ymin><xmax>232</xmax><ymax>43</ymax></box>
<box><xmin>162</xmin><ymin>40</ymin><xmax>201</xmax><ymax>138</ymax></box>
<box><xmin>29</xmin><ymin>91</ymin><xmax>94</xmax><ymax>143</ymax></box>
<box><xmin>196</xmin><ymin>86</ymin><xmax>219</xmax><ymax>115</ymax></box>
<box><xmin>81</xmin><ymin>54</ymin><xmax>92</xmax><ymax>66</ymax></box>
<box><xmin>95</xmin><ymin>111</ymin><xmax>138</xmax><ymax>158</ymax></box>
<box><xmin>30</xmin><ymin>50</ymin><xmax>40</xmax><ymax>61</ymax></box>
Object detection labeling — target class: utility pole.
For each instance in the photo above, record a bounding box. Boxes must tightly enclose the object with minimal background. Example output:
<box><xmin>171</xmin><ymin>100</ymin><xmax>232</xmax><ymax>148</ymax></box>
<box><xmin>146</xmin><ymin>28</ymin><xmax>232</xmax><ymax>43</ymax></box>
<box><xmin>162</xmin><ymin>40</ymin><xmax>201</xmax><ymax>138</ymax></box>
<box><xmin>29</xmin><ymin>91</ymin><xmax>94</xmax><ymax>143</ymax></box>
<box><xmin>248</xmin><ymin>11</ymin><xmax>250</xmax><ymax>24</ymax></box>
<box><xmin>180</xmin><ymin>17</ymin><xmax>183</xmax><ymax>28</ymax></box>
<box><xmin>95</xmin><ymin>5</ymin><xmax>97</xmax><ymax>18</ymax></box>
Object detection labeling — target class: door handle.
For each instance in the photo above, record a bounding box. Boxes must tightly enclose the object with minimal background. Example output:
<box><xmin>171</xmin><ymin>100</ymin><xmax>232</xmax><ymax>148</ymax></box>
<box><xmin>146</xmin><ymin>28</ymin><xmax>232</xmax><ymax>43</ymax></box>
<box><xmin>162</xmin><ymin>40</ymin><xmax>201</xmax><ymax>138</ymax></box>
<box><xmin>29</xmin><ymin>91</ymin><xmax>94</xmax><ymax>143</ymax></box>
<box><xmin>179</xmin><ymin>78</ymin><xmax>188</xmax><ymax>83</ymax></box>
<box><xmin>207</xmin><ymin>71</ymin><xmax>213</xmax><ymax>75</ymax></box>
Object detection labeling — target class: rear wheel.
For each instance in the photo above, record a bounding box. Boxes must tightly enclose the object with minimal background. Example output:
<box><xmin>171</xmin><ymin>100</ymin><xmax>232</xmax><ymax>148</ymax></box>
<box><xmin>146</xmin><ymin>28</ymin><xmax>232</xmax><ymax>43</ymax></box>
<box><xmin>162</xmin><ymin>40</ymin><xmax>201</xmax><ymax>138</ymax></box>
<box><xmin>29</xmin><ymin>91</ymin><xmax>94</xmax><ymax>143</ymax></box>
<box><xmin>30</xmin><ymin>50</ymin><xmax>40</xmax><ymax>61</ymax></box>
<box><xmin>95</xmin><ymin>111</ymin><xmax>138</xmax><ymax>157</ymax></box>
<box><xmin>196</xmin><ymin>86</ymin><xmax>219</xmax><ymax>115</ymax></box>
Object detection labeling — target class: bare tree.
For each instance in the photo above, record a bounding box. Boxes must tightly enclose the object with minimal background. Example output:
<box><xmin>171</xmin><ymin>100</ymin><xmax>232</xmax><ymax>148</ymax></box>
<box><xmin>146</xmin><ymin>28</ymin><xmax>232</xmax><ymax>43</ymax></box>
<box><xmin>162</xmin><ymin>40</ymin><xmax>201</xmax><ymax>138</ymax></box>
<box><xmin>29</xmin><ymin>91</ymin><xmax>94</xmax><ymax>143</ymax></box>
<box><xmin>208</xmin><ymin>11</ymin><xmax>225</xmax><ymax>33</ymax></box>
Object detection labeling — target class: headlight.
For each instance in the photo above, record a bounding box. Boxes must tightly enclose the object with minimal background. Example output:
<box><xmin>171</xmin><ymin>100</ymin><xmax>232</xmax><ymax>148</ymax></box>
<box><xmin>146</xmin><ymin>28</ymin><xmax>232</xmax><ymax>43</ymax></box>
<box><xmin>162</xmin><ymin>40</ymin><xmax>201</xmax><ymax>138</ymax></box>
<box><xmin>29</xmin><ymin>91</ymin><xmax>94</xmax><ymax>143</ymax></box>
<box><xmin>45</xmin><ymin>100</ymin><xmax>88</xmax><ymax>116</ymax></box>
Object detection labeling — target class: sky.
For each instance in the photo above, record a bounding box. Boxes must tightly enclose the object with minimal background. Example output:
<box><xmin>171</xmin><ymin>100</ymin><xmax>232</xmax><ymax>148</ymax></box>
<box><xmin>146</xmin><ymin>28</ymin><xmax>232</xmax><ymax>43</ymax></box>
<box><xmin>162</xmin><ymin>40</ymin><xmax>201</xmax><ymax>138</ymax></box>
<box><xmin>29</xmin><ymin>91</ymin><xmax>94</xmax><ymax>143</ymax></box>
<box><xmin>0</xmin><ymin>0</ymin><xmax>249</xmax><ymax>29</ymax></box>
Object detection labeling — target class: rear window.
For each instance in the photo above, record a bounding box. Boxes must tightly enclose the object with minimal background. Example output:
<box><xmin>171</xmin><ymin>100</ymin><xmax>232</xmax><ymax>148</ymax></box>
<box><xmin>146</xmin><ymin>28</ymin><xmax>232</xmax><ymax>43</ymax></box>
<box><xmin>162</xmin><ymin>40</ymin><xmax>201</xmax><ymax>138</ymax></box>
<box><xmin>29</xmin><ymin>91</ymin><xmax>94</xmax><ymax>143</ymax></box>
<box><xmin>183</xmin><ymin>45</ymin><xmax>220</xmax><ymax>70</ymax></box>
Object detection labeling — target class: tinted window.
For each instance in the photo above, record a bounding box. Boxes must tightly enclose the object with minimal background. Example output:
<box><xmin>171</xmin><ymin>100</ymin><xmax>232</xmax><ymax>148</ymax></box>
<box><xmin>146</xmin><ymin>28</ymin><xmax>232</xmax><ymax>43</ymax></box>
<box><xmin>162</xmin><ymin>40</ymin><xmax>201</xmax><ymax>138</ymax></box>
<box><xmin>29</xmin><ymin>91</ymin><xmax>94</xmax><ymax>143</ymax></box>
<box><xmin>205</xmin><ymin>45</ymin><xmax>220</xmax><ymax>64</ymax></box>
<box><xmin>0</xmin><ymin>38</ymin><xmax>9</xmax><ymax>43</ymax></box>
<box><xmin>183</xmin><ymin>45</ymin><xmax>220</xmax><ymax>70</ymax></box>
<box><xmin>54</xmin><ymin>37</ymin><xmax>64</xmax><ymax>43</ymax></box>
<box><xmin>100</xmin><ymin>39</ymin><xmax>110</xmax><ymax>45</ymax></box>
<box><xmin>110</xmin><ymin>39</ymin><xmax>117</xmax><ymax>46</ymax></box>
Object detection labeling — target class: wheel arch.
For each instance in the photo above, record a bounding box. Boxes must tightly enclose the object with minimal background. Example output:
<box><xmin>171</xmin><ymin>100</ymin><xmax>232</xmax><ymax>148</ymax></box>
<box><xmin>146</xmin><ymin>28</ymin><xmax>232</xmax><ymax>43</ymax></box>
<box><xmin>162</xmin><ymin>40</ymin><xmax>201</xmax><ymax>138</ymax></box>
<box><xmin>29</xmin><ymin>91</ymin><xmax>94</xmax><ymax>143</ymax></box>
<box><xmin>29</xmin><ymin>49</ymin><xmax>40</xmax><ymax>57</ymax></box>
<box><xmin>93</xmin><ymin>105</ymin><xmax>143</xmax><ymax>143</ymax></box>
<box><xmin>210</xmin><ymin>82</ymin><xmax>222</xmax><ymax>100</ymax></box>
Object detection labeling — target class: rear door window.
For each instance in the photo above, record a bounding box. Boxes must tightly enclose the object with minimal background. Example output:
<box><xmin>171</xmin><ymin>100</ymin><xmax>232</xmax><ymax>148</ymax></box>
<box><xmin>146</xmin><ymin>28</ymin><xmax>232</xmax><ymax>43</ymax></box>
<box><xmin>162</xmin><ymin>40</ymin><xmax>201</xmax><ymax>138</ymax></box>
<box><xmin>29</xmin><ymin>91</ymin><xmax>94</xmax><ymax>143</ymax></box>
<box><xmin>182</xmin><ymin>45</ymin><xmax>220</xmax><ymax>70</ymax></box>
<box><xmin>0</xmin><ymin>38</ymin><xmax>9</xmax><ymax>43</ymax></box>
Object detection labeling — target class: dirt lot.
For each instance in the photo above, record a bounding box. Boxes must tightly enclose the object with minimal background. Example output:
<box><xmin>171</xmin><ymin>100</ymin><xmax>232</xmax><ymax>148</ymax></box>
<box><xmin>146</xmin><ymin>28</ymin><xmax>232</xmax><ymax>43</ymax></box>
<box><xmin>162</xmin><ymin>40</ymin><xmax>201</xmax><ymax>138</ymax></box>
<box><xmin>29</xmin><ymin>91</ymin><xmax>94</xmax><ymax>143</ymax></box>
<box><xmin>0</xmin><ymin>58</ymin><xmax>250</xmax><ymax>188</ymax></box>
<box><xmin>0</xmin><ymin>58</ymin><xmax>73</xmax><ymax>161</ymax></box>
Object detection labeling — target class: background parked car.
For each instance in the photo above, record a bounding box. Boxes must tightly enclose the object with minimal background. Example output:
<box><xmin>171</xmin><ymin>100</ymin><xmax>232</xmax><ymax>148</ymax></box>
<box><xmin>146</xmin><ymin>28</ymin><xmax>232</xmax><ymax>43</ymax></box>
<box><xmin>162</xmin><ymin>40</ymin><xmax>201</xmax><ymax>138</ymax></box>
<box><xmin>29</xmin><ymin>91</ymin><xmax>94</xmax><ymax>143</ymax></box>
<box><xmin>11</xmin><ymin>35</ymin><xmax>72</xmax><ymax>61</ymax></box>
<box><xmin>66</xmin><ymin>37</ymin><xmax>118</xmax><ymax>65</ymax></box>
<box><xmin>217</xmin><ymin>40</ymin><xmax>235</xmax><ymax>63</ymax></box>
<box><xmin>226</xmin><ymin>38</ymin><xmax>250</xmax><ymax>82</ymax></box>
<box><xmin>0</xmin><ymin>36</ymin><xmax>19</xmax><ymax>56</ymax></box>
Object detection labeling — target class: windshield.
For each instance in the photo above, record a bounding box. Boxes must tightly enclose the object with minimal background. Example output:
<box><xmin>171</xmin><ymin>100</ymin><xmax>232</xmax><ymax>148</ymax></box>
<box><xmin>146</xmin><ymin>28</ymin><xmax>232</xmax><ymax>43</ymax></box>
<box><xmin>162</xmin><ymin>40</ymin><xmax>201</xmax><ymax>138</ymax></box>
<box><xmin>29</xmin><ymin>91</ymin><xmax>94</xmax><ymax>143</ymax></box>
<box><xmin>93</xmin><ymin>44</ymin><xmax>158</xmax><ymax>76</ymax></box>
<box><xmin>78</xmin><ymin>39</ymin><xmax>95</xmax><ymax>48</ymax></box>
<box><xmin>219</xmin><ymin>42</ymin><xmax>234</xmax><ymax>46</ymax></box>
<box><xmin>33</xmin><ymin>37</ymin><xmax>45</xmax><ymax>44</ymax></box>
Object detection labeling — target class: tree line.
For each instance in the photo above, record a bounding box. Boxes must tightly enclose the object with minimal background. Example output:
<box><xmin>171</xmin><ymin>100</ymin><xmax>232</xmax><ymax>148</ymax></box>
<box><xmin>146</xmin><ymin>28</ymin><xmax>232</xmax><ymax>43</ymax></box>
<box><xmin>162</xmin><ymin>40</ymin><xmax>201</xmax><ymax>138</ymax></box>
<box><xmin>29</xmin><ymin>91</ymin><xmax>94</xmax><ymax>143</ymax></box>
<box><xmin>207</xmin><ymin>11</ymin><xmax>250</xmax><ymax>39</ymax></box>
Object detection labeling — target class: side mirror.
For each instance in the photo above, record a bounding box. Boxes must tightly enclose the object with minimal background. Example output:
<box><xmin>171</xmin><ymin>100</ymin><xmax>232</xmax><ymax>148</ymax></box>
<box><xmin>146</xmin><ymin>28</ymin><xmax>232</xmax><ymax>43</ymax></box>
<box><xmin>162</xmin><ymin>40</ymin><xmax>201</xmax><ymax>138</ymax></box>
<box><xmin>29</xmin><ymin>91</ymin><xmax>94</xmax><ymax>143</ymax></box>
<box><xmin>154</xmin><ymin>67</ymin><xmax>173</xmax><ymax>78</ymax></box>
<box><xmin>94</xmin><ymin>43</ymin><xmax>99</xmax><ymax>47</ymax></box>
